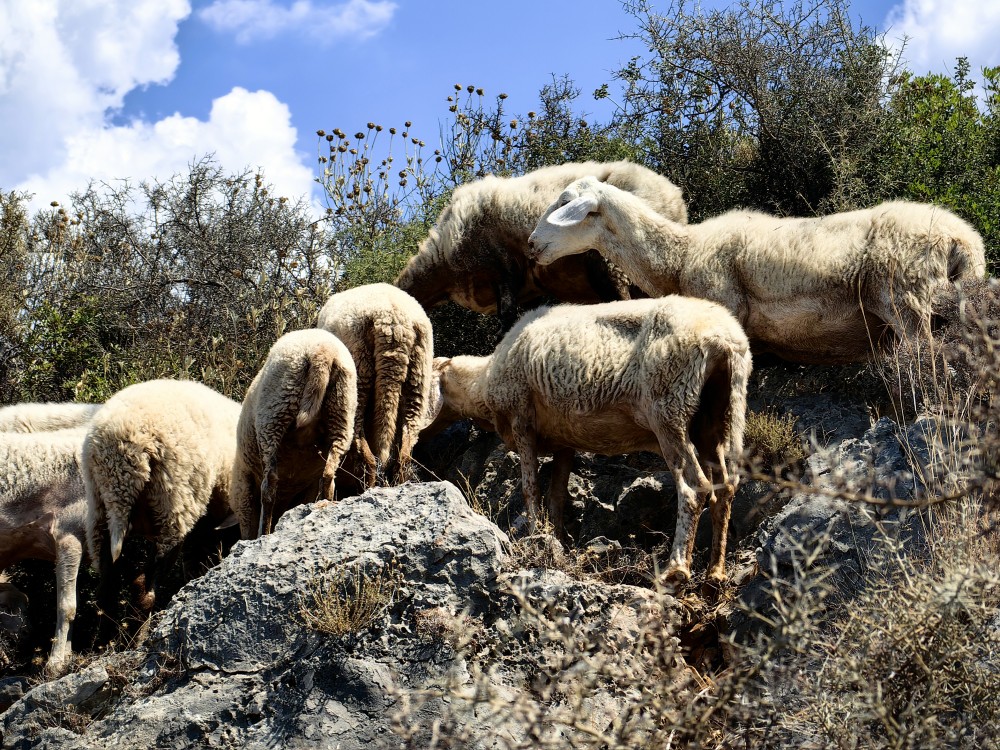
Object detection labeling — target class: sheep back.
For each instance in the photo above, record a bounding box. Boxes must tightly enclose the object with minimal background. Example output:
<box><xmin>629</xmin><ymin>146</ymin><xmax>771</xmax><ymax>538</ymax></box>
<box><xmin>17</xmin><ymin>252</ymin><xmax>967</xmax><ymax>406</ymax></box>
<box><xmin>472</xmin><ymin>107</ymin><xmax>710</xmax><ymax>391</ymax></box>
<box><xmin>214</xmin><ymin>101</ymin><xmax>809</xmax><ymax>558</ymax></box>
<box><xmin>0</xmin><ymin>402</ymin><xmax>100</xmax><ymax>433</ymax></box>
<box><xmin>394</xmin><ymin>160</ymin><xmax>686</xmax><ymax>325</ymax></box>
<box><xmin>234</xmin><ymin>328</ymin><xmax>358</xmax><ymax>537</ymax></box>
<box><xmin>83</xmin><ymin>379</ymin><xmax>241</xmax><ymax>565</ymax></box>
<box><xmin>485</xmin><ymin>297</ymin><xmax>748</xmax><ymax>455</ymax></box>
<box><xmin>317</xmin><ymin>283</ymin><xmax>434</xmax><ymax>485</ymax></box>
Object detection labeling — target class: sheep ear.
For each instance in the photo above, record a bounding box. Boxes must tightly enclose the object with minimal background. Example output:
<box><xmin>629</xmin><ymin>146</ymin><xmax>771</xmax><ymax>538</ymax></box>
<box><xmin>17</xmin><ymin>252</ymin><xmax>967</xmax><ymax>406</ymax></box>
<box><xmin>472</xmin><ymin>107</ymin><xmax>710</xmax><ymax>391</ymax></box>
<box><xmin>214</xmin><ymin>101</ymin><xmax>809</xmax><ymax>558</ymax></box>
<box><xmin>547</xmin><ymin>195</ymin><xmax>599</xmax><ymax>227</ymax></box>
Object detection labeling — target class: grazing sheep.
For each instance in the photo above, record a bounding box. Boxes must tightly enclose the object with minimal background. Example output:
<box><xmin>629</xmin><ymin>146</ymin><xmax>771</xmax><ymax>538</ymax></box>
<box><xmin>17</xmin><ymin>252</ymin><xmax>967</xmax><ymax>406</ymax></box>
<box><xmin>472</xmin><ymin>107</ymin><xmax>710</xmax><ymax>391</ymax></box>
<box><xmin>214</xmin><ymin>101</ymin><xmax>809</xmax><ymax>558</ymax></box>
<box><xmin>83</xmin><ymin>379</ymin><xmax>241</xmax><ymax>609</ymax></box>
<box><xmin>316</xmin><ymin>283</ymin><xmax>434</xmax><ymax>487</ymax></box>
<box><xmin>0</xmin><ymin>402</ymin><xmax>100</xmax><ymax>432</ymax></box>
<box><xmin>528</xmin><ymin>177</ymin><xmax>987</xmax><ymax>364</ymax></box>
<box><xmin>430</xmin><ymin>297</ymin><xmax>751</xmax><ymax>588</ymax></box>
<box><xmin>395</xmin><ymin>160</ymin><xmax>688</xmax><ymax>330</ymax></box>
<box><xmin>232</xmin><ymin>329</ymin><xmax>358</xmax><ymax>539</ymax></box>
<box><xmin>0</xmin><ymin>428</ymin><xmax>89</xmax><ymax>675</ymax></box>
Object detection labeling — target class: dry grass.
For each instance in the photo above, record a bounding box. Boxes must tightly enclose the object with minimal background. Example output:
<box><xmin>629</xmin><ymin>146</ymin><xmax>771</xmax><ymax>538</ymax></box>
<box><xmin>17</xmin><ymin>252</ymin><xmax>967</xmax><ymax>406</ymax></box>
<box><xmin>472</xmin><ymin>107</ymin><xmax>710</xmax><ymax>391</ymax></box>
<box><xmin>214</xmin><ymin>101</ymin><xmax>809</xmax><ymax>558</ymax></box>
<box><xmin>388</xmin><ymin>284</ymin><xmax>1000</xmax><ymax>749</ymax></box>
<box><xmin>299</xmin><ymin>560</ymin><xmax>400</xmax><ymax>638</ymax></box>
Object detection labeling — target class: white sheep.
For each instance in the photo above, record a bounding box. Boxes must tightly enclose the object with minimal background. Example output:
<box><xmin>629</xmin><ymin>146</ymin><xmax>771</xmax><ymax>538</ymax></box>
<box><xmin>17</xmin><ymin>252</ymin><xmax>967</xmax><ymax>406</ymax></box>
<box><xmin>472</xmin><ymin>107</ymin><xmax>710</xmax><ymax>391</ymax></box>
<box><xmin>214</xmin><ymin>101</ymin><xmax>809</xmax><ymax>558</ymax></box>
<box><xmin>232</xmin><ymin>328</ymin><xmax>358</xmax><ymax>539</ymax></box>
<box><xmin>0</xmin><ymin>402</ymin><xmax>100</xmax><ymax>432</ymax></box>
<box><xmin>528</xmin><ymin>177</ymin><xmax>987</xmax><ymax>364</ymax></box>
<box><xmin>395</xmin><ymin>160</ymin><xmax>688</xmax><ymax>330</ymax></box>
<box><xmin>430</xmin><ymin>297</ymin><xmax>752</xmax><ymax>588</ymax></box>
<box><xmin>0</xmin><ymin>427</ymin><xmax>89</xmax><ymax>675</ymax></box>
<box><xmin>83</xmin><ymin>379</ymin><xmax>241</xmax><ymax>609</ymax></box>
<box><xmin>316</xmin><ymin>283</ymin><xmax>434</xmax><ymax>487</ymax></box>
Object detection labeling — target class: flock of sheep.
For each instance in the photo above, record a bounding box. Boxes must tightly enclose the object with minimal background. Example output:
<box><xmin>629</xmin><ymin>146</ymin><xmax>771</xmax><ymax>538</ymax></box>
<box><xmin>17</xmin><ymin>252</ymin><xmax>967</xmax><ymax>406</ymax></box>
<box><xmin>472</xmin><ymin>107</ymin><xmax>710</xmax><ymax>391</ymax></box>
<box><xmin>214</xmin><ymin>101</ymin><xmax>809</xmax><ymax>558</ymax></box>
<box><xmin>0</xmin><ymin>159</ymin><xmax>986</xmax><ymax>677</ymax></box>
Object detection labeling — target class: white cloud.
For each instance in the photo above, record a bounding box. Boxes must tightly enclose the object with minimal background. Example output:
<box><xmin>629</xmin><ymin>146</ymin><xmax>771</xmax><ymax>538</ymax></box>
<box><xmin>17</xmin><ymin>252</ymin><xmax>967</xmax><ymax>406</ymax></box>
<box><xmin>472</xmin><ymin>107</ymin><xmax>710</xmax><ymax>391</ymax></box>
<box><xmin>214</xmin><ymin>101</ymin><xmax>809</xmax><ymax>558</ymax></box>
<box><xmin>18</xmin><ymin>88</ymin><xmax>316</xmax><ymax>207</ymax></box>
<box><xmin>884</xmin><ymin>0</ymin><xmax>1000</xmax><ymax>75</ymax></box>
<box><xmin>198</xmin><ymin>0</ymin><xmax>396</xmax><ymax>44</ymax></box>
<box><xmin>0</xmin><ymin>0</ymin><xmax>317</xmax><ymax>211</ymax></box>
<box><xmin>0</xmin><ymin>0</ymin><xmax>190</xmax><ymax>183</ymax></box>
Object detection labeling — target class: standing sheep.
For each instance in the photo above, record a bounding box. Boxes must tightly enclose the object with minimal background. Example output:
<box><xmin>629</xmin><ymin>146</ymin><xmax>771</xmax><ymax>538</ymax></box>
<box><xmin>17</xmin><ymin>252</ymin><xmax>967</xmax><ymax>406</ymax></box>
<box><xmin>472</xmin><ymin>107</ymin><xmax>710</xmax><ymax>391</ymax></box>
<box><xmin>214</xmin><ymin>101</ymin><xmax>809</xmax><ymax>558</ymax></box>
<box><xmin>395</xmin><ymin>160</ymin><xmax>688</xmax><ymax>330</ymax></box>
<box><xmin>83</xmin><ymin>379</ymin><xmax>241</xmax><ymax>610</ymax></box>
<box><xmin>528</xmin><ymin>177</ymin><xmax>987</xmax><ymax>364</ymax></box>
<box><xmin>316</xmin><ymin>284</ymin><xmax>434</xmax><ymax>487</ymax></box>
<box><xmin>232</xmin><ymin>328</ymin><xmax>358</xmax><ymax>539</ymax></box>
<box><xmin>430</xmin><ymin>297</ymin><xmax>751</xmax><ymax>588</ymax></box>
<box><xmin>0</xmin><ymin>427</ymin><xmax>89</xmax><ymax>675</ymax></box>
<box><xmin>0</xmin><ymin>402</ymin><xmax>100</xmax><ymax>433</ymax></box>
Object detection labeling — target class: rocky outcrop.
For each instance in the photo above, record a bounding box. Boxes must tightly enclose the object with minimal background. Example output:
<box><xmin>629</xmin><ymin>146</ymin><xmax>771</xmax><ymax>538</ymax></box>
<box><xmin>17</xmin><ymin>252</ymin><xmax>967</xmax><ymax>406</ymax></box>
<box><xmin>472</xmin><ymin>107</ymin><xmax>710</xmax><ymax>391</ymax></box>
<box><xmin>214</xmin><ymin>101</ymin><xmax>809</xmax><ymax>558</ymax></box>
<box><xmin>0</xmin><ymin>482</ymin><xmax>683</xmax><ymax>749</ymax></box>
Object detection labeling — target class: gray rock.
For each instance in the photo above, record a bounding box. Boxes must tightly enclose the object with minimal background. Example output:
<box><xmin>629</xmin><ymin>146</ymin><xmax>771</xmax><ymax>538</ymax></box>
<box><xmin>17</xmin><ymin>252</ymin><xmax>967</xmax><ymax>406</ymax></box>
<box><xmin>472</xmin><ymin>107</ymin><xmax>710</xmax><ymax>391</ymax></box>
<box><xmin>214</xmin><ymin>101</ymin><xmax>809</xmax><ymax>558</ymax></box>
<box><xmin>732</xmin><ymin>417</ymin><xmax>931</xmax><ymax>640</ymax></box>
<box><xmin>0</xmin><ymin>482</ymin><xmax>684</xmax><ymax>750</ymax></box>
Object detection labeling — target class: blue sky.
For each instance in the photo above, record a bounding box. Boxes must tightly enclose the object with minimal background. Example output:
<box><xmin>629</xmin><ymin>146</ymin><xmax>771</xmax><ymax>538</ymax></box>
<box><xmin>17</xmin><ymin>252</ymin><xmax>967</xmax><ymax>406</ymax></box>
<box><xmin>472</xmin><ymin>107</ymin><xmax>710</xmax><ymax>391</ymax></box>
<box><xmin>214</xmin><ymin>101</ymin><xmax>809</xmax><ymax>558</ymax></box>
<box><xmin>2</xmin><ymin>0</ymin><xmax>999</xmax><ymax>213</ymax></box>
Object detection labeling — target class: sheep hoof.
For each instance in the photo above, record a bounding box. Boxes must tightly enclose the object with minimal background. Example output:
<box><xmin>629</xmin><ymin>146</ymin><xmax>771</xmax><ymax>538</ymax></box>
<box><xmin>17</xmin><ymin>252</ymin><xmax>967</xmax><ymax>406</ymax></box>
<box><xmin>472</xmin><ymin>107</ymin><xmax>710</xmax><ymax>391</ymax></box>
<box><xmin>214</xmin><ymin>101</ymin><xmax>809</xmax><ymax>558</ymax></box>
<box><xmin>661</xmin><ymin>565</ymin><xmax>691</xmax><ymax>593</ymax></box>
<box><xmin>702</xmin><ymin>573</ymin><xmax>726</xmax><ymax>600</ymax></box>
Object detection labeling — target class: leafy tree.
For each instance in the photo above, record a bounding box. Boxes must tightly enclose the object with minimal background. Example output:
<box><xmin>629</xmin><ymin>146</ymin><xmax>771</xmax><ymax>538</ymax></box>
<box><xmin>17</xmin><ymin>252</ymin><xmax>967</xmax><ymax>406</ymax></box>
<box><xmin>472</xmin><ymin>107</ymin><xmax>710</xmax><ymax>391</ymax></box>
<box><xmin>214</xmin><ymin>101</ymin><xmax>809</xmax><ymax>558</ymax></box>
<box><xmin>9</xmin><ymin>158</ymin><xmax>335</xmax><ymax>401</ymax></box>
<box><xmin>872</xmin><ymin>61</ymin><xmax>1000</xmax><ymax>270</ymax></box>
<box><xmin>612</xmin><ymin>0</ymin><xmax>900</xmax><ymax>218</ymax></box>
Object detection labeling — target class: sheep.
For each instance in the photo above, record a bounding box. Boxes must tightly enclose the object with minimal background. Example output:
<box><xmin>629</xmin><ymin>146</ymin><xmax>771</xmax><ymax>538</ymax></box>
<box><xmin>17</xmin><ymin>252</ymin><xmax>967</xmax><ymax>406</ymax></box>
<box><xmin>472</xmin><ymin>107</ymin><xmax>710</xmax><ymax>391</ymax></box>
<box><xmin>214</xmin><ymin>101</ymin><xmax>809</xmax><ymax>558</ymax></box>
<box><xmin>0</xmin><ymin>427</ymin><xmax>89</xmax><ymax>675</ymax></box>
<box><xmin>430</xmin><ymin>297</ymin><xmax>752</xmax><ymax>589</ymax></box>
<box><xmin>0</xmin><ymin>402</ymin><xmax>100</xmax><ymax>432</ymax></box>
<box><xmin>394</xmin><ymin>160</ymin><xmax>688</xmax><ymax>330</ymax></box>
<box><xmin>83</xmin><ymin>379</ymin><xmax>241</xmax><ymax>610</ymax></box>
<box><xmin>316</xmin><ymin>283</ymin><xmax>434</xmax><ymax>487</ymax></box>
<box><xmin>232</xmin><ymin>329</ymin><xmax>358</xmax><ymax>539</ymax></box>
<box><xmin>528</xmin><ymin>177</ymin><xmax>987</xmax><ymax>364</ymax></box>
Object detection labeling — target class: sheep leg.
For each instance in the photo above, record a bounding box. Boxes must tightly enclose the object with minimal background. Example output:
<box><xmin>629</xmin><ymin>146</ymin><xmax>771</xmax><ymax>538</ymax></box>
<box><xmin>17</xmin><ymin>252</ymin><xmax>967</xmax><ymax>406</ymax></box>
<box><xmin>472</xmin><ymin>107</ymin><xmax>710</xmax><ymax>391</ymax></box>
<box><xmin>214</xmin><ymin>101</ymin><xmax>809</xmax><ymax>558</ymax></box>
<box><xmin>659</xmin><ymin>432</ymin><xmax>711</xmax><ymax>586</ymax></box>
<box><xmin>357</xmin><ymin>436</ymin><xmax>378</xmax><ymax>489</ymax></box>
<box><xmin>510</xmin><ymin>411</ymin><xmax>543</xmax><ymax>534</ymax></box>
<box><xmin>494</xmin><ymin>280</ymin><xmax>520</xmax><ymax>334</ymax></box>
<box><xmin>704</xmin><ymin>444</ymin><xmax>735</xmax><ymax>593</ymax></box>
<box><xmin>143</xmin><ymin>539</ymin><xmax>184</xmax><ymax>611</ymax></box>
<box><xmin>46</xmin><ymin>532</ymin><xmax>84</xmax><ymax>677</ymax></box>
<box><xmin>232</xmin><ymin>465</ymin><xmax>260</xmax><ymax>541</ymax></box>
<box><xmin>547</xmin><ymin>448</ymin><xmax>575</xmax><ymax>543</ymax></box>
<box><xmin>258</xmin><ymin>457</ymin><xmax>280</xmax><ymax>537</ymax></box>
<box><xmin>321</xmin><ymin>440</ymin><xmax>351</xmax><ymax>501</ymax></box>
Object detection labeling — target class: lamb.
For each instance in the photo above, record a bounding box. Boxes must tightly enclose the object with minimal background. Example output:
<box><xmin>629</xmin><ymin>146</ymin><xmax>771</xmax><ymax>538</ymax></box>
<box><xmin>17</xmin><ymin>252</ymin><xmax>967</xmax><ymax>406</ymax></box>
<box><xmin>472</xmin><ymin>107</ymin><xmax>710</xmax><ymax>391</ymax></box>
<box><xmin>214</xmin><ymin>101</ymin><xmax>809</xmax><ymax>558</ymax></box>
<box><xmin>316</xmin><ymin>283</ymin><xmax>434</xmax><ymax>487</ymax></box>
<box><xmin>528</xmin><ymin>177</ymin><xmax>987</xmax><ymax>364</ymax></box>
<box><xmin>83</xmin><ymin>379</ymin><xmax>241</xmax><ymax>609</ymax></box>
<box><xmin>430</xmin><ymin>297</ymin><xmax>752</xmax><ymax>588</ymax></box>
<box><xmin>232</xmin><ymin>329</ymin><xmax>358</xmax><ymax>539</ymax></box>
<box><xmin>0</xmin><ymin>402</ymin><xmax>100</xmax><ymax>432</ymax></box>
<box><xmin>0</xmin><ymin>427</ymin><xmax>89</xmax><ymax>675</ymax></box>
<box><xmin>394</xmin><ymin>160</ymin><xmax>688</xmax><ymax>330</ymax></box>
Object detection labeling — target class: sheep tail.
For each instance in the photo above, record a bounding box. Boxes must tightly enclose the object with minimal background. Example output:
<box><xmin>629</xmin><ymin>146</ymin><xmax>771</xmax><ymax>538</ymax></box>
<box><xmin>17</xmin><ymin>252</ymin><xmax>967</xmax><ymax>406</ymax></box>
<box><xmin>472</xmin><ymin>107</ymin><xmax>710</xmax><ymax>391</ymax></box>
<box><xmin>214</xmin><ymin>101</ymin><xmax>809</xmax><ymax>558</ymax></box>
<box><xmin>725</xmin><ymin>345</ymin><xmax>753</xmax><ymax>459</ymax></box>
<box><xmin>371</xmin><ymin>320</ymin><xmax>411</xmax><ymax>465</ymax></box>
<box><xmin>297</xmin><ymin>355</ymin><xmax>334</xmax><ymax>428</ymax></box>
<box><xmin>948</xmin><ymin>235</ymin><xmax>987</xmax><ymax>283</ymax></box>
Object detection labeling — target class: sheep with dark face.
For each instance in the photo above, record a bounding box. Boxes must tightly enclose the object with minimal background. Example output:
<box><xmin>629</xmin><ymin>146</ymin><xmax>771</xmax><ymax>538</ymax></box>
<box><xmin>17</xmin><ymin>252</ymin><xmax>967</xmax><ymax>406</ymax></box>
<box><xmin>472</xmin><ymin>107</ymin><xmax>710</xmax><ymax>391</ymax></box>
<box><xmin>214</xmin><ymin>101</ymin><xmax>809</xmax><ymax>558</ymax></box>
<box><xmin>430</xmin><ymin>297</ymin><xmax>751</xmax><ymax>589</ymax></box>
<box><xmin>0</xmin><ymin>427</ymin><xmax>89</xmax><ymax>675</ymax></box>
<box><xmin>232</xmin><ymin>328</ymin><xmax>358</xmax><ymax>539</ymax></box>
<box><xmin>528</xmin><ymin>177</ymin><xmax>987</xmax><ymax>364</ymax></box>
<box><xmin>317</xmin><ymin>284</ymin><xmax>434</xmax><ymax>488</ymax></box>
<box><xmin>83</xmin><ymin>379</ymin><xmax>241</xmax><ymax>610</ymax></box>
<box><xmin>395</xmin><ymin>160</ymin><xmax>687</xmax><ymax>331</ymax></box>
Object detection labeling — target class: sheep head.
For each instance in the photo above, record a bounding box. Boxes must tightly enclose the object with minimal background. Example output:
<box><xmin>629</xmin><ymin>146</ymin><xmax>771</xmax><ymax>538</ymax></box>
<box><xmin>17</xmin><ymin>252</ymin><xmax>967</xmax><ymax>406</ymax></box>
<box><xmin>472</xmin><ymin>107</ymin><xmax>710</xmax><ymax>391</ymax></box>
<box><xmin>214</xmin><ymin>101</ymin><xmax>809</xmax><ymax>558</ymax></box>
<box><xmin>423</xmin><ymin>356</ymin><xmax>495</xmax><ymax>435</ymax></box>
<box><xmin>527</xmin><ymin>176</ymin><xmax>605</xmax><ymax>266</ymax></box>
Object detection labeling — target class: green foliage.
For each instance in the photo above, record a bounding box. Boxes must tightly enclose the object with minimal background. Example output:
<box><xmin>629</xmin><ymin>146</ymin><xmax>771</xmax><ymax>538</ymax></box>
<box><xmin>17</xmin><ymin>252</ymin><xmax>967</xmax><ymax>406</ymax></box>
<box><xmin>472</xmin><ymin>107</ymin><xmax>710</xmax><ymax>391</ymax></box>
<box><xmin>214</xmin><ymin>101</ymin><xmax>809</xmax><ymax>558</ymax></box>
<box><xmin>0</xmin><ymin>191</ymin><xmax>30</xmax><ymax>401</ymax></box>
<box><xmin>17</xmin><ymin>296</ymin><xmax>126</xmax><ymax>403</ymax></box>
<box><xmin>613</xmin><ymin>0</ymin><xmax>900</xmax><ymax>219</ymax></box>
<box><xmin>5</xmin><ymin>158</ymin><xmax>335</xmax><ymax>403</ymax></box>
<box><xmin>872</xmin><ymin>61</ymin><xmax>1000</xmax><ymax>271</ymax></box>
